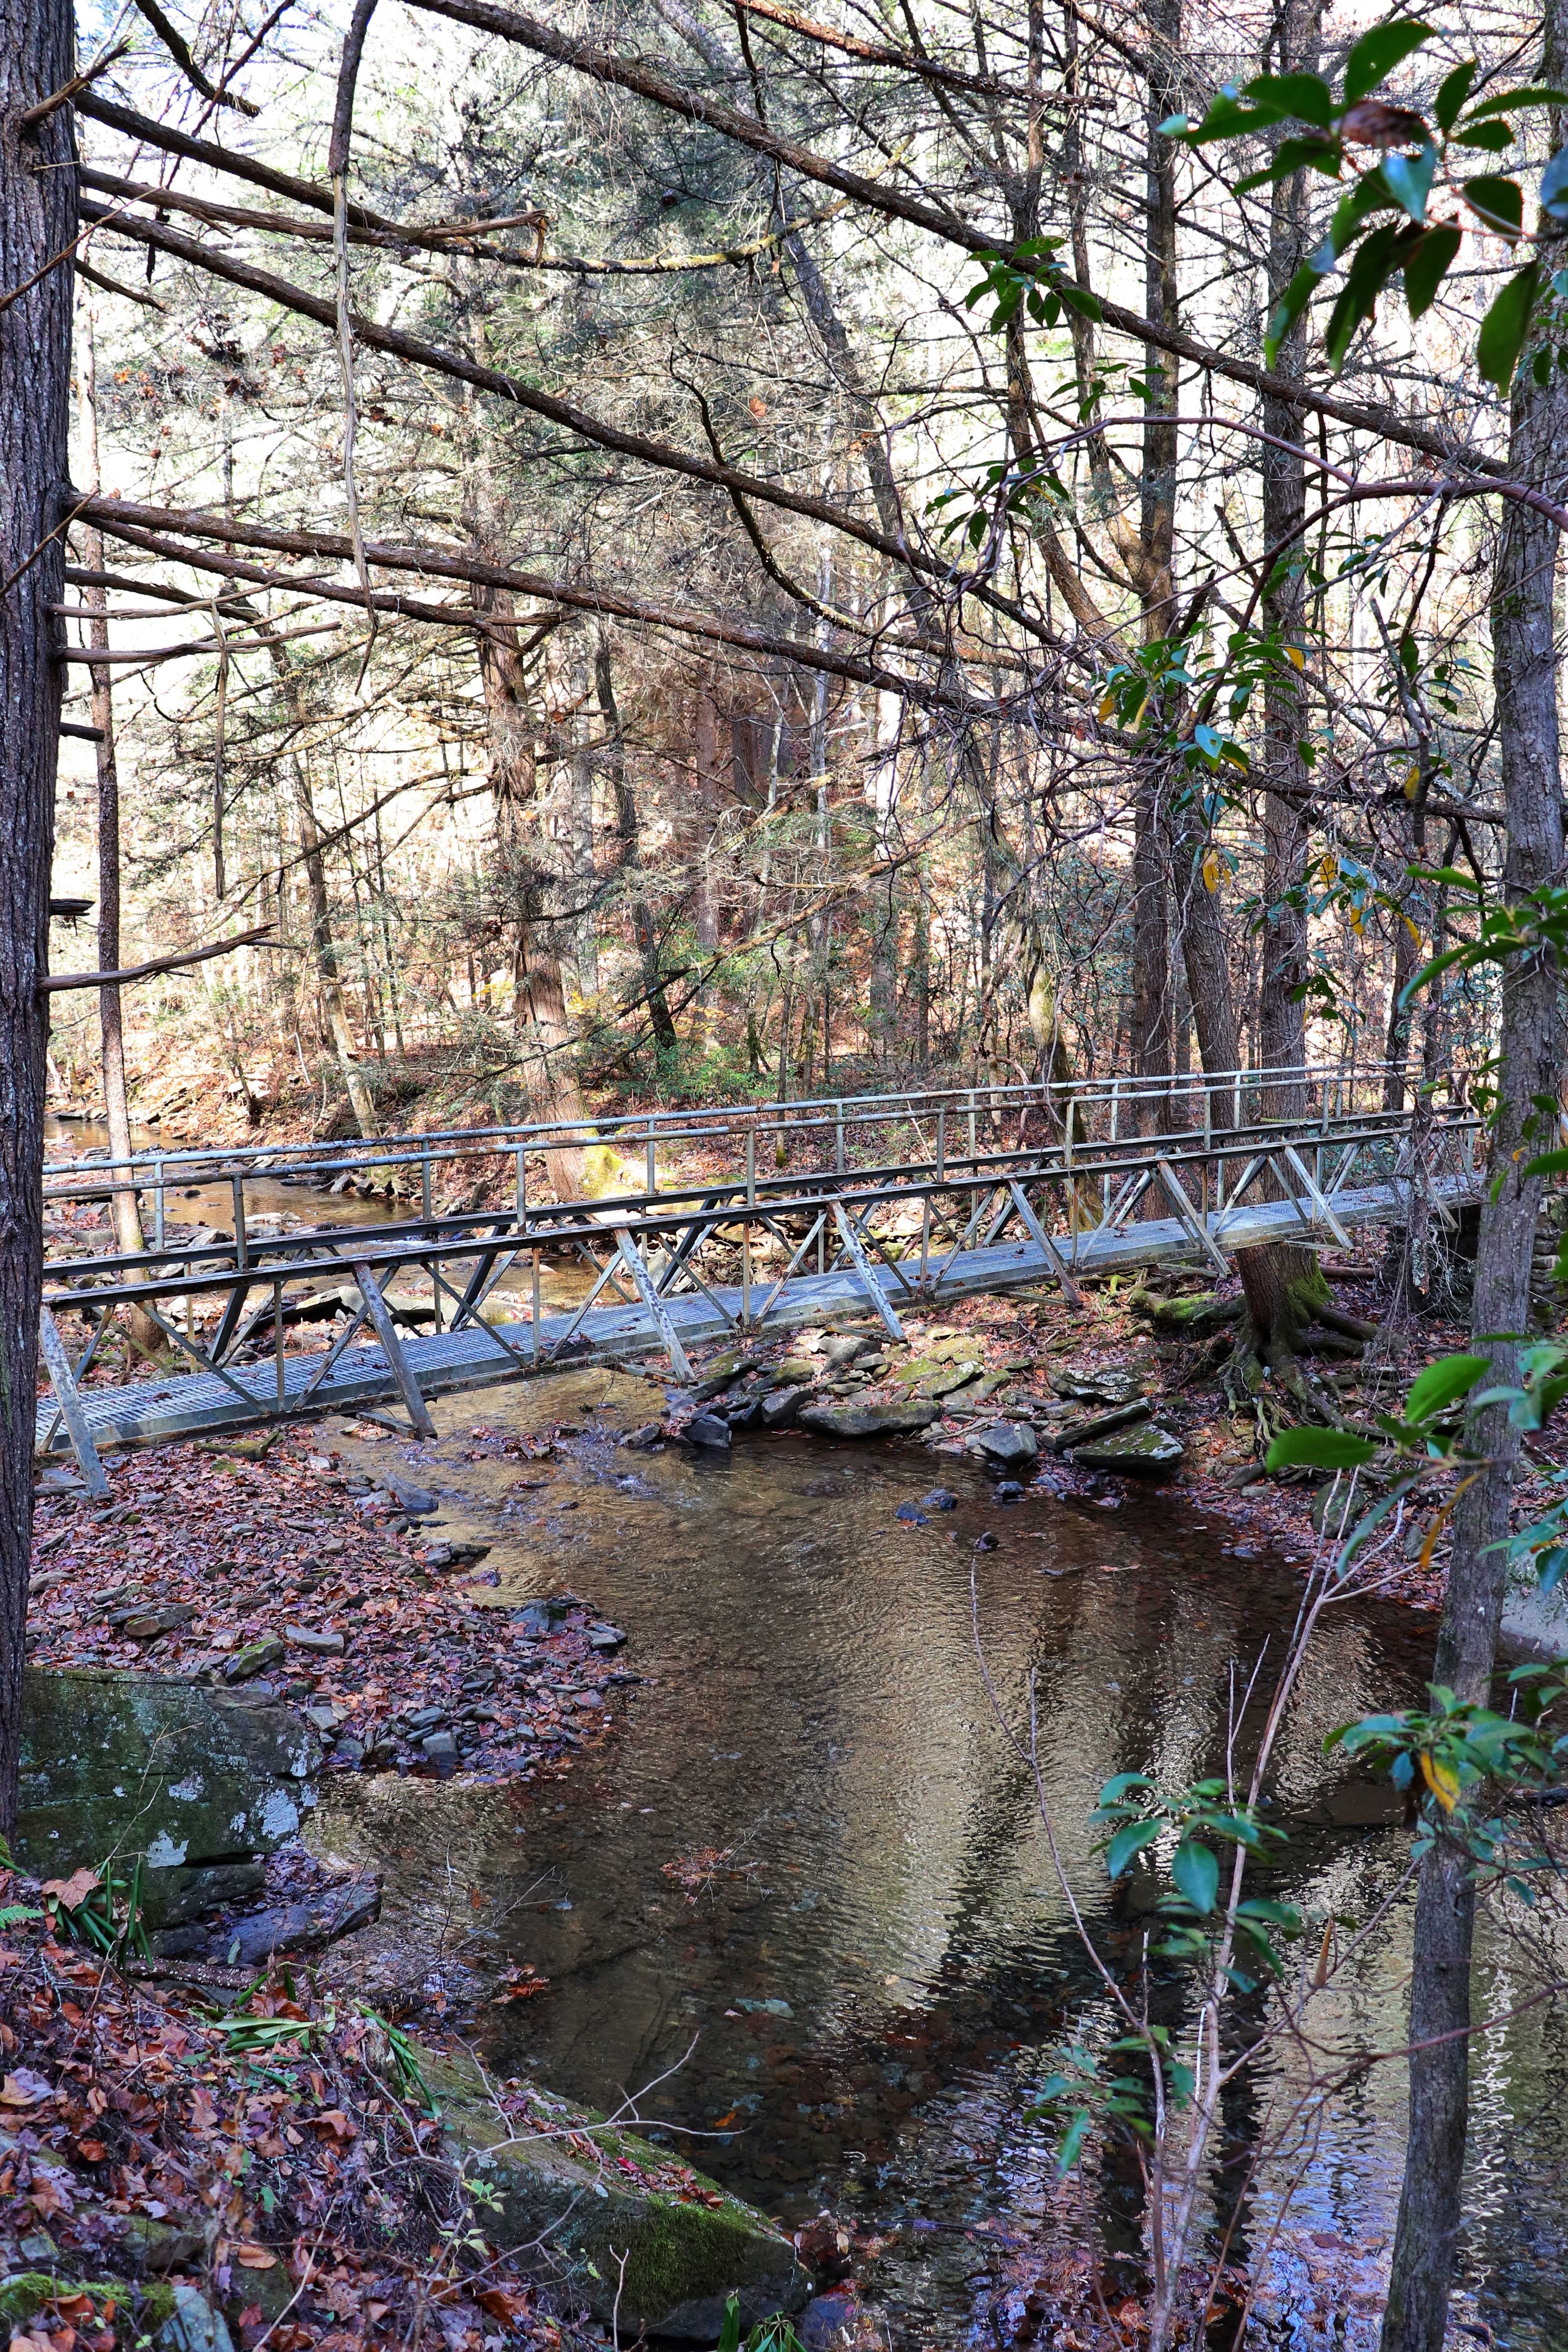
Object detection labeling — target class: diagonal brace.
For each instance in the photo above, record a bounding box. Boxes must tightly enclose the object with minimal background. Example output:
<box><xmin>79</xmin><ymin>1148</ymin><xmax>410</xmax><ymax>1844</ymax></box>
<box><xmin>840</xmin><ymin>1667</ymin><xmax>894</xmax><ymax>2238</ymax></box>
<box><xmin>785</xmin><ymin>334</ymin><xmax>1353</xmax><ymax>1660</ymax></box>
<box><xmin>1154</xmin><ymin>1157</ymin><xmax>1230</xmax><ymax>1275</ymax></box>
<box><xmin>37</xmin><ymin>1303</ymin><xmax>111</xmax><ymax>1497</ymax></box>
<box><xmin>1007</xmin><ymin>1182</ymin><xmax>1085</xmax><ymax>1307</ymax></box>
<box><xmin>352</xmin><ymin>1261</ymin><xmax>437</xmax><ymax>1437</ymax></box>
<box><xmin>615</xmin><ymin>1228</ymin><xmax>694</xmax><ymax>1381</ymax></box>
<box><xmin>832</xmin><ymin>1203</ymin><xmax>905</xmax><ymax>1340</ymax></box>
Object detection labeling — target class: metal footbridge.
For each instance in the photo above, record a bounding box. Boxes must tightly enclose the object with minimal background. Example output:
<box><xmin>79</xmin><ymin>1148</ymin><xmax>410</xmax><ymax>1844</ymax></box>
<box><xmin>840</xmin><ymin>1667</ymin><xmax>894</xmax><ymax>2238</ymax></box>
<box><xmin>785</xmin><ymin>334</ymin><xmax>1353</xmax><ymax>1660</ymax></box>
<box><xmin>35</xmin><ymin>1062</ymin><xmax>1479</xmax><ymax>1490</ymax></box>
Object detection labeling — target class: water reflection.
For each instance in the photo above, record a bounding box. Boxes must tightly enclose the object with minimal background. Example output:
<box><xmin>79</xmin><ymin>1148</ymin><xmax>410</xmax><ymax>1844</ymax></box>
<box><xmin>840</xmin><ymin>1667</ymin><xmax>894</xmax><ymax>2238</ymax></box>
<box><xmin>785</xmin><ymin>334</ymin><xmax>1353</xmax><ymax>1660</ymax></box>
<box><xmin>310</xmin><ymin>1370</ymin><xmax>1565</xmax><ymax>2347</ymax></box>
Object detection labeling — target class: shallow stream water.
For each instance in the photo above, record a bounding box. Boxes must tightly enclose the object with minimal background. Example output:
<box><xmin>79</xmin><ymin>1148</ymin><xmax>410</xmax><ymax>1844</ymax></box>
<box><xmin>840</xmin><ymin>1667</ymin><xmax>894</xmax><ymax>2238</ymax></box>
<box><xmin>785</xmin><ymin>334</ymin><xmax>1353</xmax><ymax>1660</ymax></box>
<box><xmin>299</xmin><ymin>1370</ymin><xmax>1568</xmax><ymax>2349</ymax></box>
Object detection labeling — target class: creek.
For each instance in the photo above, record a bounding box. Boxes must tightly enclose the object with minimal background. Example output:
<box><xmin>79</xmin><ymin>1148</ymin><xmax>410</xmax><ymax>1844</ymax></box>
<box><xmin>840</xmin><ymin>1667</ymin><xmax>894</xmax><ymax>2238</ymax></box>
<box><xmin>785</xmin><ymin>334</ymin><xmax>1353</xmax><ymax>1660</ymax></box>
<box><xmin>43</xmin><ymin>1112</ymin><xmax>1568</xmax><ymax>2344</ymax></box>
<box><xmin>312</xmin><ymin>1370</ymin><xmax>1568</xmax><ymax>2350</ymax></box>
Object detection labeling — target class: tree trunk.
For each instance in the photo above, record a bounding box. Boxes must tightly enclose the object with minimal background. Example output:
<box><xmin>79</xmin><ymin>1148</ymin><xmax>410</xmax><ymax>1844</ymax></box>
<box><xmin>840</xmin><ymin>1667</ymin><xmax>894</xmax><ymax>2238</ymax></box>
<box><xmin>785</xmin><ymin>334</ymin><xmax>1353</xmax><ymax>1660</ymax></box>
<box><xmin>568</xmin><ymin>649</ymin><xmax>597</xmax><ymax>1000</ymax></box>
<box><xmin>74</xmin><ymin>308</ymin><xmax>147</xmax><ymax>1269</ymax></box>
<box><xmin>1128</xmin><ymin>0</ymin><xmax>1181</xmax><ymax>1132</ymax></box>
<box><xmin>597</xmin><ymin>634</ymin><xmax>676</xmax><ymax>1054</ymax></box>
<box><xmin>1236</xmin><ymin>0</ymin><xmax>1323</xmax><ymax>1359</ymax></box>
<box><xmin>0</xmin><ymin>0</ymin><xmax>76</xmax><ymax>1835</ymax></box>
<box><xmin>258</xmin><ymin>637</ymin><xmax>378</xmax><ymax>1138</ymax></box>
<box><xmin>1380</xmin><ymin>58</ymin><xmax>1568</xmax><ymax>2342</ymax></box>
<box><xmin>291</xmin><ymin>750</ymin><xmax>379</xmax><ymax>1140</ymax></box>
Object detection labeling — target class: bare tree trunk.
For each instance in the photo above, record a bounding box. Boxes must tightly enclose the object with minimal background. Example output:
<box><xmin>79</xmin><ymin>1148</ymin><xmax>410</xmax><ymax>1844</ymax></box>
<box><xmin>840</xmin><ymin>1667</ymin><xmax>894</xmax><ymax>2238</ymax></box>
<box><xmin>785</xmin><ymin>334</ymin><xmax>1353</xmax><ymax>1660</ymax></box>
<box><xmin>597</xmin><ymin>634</ymin><xmax>676</xmax><ymax>1054</ymax></box>
<box><xmin>569</xmin><ymin>648</ymin><xmax>597</xmax><ymax>999</ymax></box>
<box><xmin>291</xmin><ymin>746</ymin><xmax>379</xmax><ymax>1139</ymax></box>
<box><xmin>1380</xmin><ymin>54</ymin><xmax>1568</xmax><ymax>2342</ymax></box>
<box><xmin>1237</xmin><ymin>0</ymin><xmax>1323</xmax><ymax>1355</ymax></box>
<box><xmin>0</xmin><ymin>0</ymin><xmax>76</xmax><ymax>1834</ymax></box>
<box><xmin>1127</xmin><ymin>0</ymin><xmax>1181</xmax><ymax>1132</ymax></box>
<box><xmin>74</xmin><ymin>307</ymin><xmax>145</xmax><ymax>1265</ymax></box>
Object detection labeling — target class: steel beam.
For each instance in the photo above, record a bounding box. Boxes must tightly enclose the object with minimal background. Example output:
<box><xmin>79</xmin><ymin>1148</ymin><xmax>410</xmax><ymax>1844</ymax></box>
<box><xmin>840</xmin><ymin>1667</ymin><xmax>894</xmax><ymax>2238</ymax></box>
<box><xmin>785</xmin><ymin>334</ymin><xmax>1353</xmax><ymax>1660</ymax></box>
<box><xmin>352</xmin><ymin>1261</ymin><xmax>436</xmax><ymax>1437</ymax></box>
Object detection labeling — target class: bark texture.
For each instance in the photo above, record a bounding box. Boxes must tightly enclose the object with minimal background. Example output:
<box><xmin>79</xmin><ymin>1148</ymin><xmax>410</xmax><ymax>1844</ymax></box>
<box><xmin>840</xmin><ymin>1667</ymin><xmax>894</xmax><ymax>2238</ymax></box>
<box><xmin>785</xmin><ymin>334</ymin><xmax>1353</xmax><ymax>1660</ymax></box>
<box><xmin>1236</xmin><ymin>0</ymin><xmax>1322</xmax><ymax>1361</ymax></box>
<box><xmin>1380</xmin><ymin>52</ymin><xmax>1568</xmax><ymax>2342</ymax></box>
<box><xmin>0</xmin><ymin>0</ymin><xmax>76</xmax><ymax>1835</ymax></box>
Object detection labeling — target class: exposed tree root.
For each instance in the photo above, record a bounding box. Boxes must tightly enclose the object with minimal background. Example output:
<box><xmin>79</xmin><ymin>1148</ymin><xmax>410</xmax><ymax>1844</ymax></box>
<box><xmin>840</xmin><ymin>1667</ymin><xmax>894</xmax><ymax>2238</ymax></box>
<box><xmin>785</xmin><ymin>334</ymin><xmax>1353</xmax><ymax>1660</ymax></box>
<box><xmin>1224</xmin><ymin>1242</ymin><xmax>1348</xmax><ymax>1452</ymax></box>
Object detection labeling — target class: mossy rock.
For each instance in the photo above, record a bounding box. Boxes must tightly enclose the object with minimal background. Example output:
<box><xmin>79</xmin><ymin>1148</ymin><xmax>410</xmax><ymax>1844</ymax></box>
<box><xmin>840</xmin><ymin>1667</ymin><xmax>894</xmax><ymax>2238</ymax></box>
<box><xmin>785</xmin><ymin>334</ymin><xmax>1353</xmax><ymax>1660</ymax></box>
<box><xmin>1130</xmin><ymin>1289</ymin><xmax>1244</xmax><ymax>1338</ymax></box>
<box><xmin>0</xmin><ymin>2272</ymin><xmax>180</xmax><ymax>2343</ymax></box>
<box><xmin>1065</xmin><ymin>1422</ymin><xmax>1185</xmax><ymax>1477</ymax></box>
<box><xmin>16</xmin><ymin>1670</ymin><xmax>319</xmax><ymax>1924</ymax></box>
<box><xmin>419</xmin><ymin>2052</ymin><xmax>808</xmax><ymax>2339</ymax></box>
<box><xmin>796</xmin><ymin>1400</ymin><xmax>939</xmax><ymax>1441</ymax></box>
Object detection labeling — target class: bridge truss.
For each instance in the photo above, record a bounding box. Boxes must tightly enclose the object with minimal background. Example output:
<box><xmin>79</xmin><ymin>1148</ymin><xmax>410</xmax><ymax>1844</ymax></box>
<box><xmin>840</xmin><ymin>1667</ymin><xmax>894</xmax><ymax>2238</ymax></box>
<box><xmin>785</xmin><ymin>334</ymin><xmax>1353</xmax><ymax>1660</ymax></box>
<box><xmin>34</xmin><ymin>1062</ymin><xmax>1479</xmax><ymax>1490</ymax></box>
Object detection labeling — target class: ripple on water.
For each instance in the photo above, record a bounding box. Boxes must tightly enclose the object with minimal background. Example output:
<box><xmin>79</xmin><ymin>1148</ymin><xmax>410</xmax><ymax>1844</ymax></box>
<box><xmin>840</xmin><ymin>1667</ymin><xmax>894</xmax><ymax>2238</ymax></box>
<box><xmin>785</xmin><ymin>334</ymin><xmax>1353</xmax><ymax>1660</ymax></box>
<box><xmin>312</xmin><ymin>1367</ymin><xmax>1566</xmax><ymax>2350</ymax></box>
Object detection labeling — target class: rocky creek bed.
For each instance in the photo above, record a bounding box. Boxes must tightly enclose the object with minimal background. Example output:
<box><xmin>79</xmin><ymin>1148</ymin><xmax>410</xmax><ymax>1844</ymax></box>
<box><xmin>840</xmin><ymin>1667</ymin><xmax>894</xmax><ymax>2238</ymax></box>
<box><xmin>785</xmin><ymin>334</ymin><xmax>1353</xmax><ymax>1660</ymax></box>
<box><xmin>24</xmin><ymin>1247</ymin><xmax>1568</xmax><ymax>2348</ymax></box>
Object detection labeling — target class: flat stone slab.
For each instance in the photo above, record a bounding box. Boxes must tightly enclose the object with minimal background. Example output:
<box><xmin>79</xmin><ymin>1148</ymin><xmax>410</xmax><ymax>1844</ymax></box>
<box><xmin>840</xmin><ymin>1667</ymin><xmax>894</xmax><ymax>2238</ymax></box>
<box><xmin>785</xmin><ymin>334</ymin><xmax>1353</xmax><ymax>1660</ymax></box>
<box><xmin>796</xmin><ymin>1399</ymin><xmax>939</xmax><ymax>1440</ymax></box>
<box><xmin>1066</xmin><ymin>1421</ymin><xmax>1186</xmax><ymax>1476</ymax></box>
<box><xmin>422</xmin><ymin>2050</ymin><xmax>809</xmax><ymax>2339</ymax></box>
<box><xmin>17</xmin><ymin>1669</ymin><xmax>319</xmax><ymax>1920</ymax></box>
<box><xmin>1049</xmin><ymin>1365</ymin><xmax>1143</xmax><ymax>1406</ymax></box>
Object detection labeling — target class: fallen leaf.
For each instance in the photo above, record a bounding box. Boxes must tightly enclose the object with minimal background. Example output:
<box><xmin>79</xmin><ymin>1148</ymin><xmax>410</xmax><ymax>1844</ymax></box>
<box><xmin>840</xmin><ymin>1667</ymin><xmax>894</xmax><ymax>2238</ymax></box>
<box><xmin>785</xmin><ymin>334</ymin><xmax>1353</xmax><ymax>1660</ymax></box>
<box><xmin>309</xmin><ymin>2109</ymin><xmax>356</xmax><ymax>2140</ymax></box>
<box><xmin>40</xmin><ymin>1869</ymin><xmax>98</xmax><ymax>1914</ymax></box>
<box><xmin>475</xmin><ymin>2289</ymin><xmax>530</xmax><ymax>2326</ymax></box>
<box><xmin>234</xmin><ymin>2246</ymin><xmax>279</xmax><ymax>2271</ymax></box>
<box><xmin>0</xmin><ymin>2069</ymin><xmax>53</xmax><ymax>2106</ymax></box>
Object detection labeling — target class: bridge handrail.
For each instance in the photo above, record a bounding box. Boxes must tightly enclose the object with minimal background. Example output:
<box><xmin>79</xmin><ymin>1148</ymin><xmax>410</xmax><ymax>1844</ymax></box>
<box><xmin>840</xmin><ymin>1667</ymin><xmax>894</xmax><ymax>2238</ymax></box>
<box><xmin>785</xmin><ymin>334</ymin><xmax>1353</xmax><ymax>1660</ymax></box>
<box><xmin>43</xmin><ymin>1058</ymin><xmax>1466</xmax><ymax>1188</ymax></box>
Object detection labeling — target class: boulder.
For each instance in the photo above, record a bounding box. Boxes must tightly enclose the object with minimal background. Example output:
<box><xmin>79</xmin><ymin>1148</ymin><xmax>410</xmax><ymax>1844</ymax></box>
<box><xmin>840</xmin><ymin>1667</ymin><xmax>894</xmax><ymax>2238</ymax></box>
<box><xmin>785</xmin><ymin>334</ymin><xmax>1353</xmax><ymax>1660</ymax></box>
<box><xmin>759</xmin><ymin>1384</ymin><xmax>813</xmax><ymax>1431</ymax></box>
<box><xmin>681</xmin><ymin>1412</ymin><xmax>733</xmax><ymax>1450</ymax></box>
<box><xmin>797</xmin><ymin>1400</ymin><xmax>939</xmax><ymax>1440</ymax></box>
<box><xmin>284</xmin><ymin>1626</ymin><xmax>345</xmax><ymax>1657</ymax></box>
<box><xmin>965</xmin><ymin>1421</ymin><xmax>1039</xmax><ymax>1470</ymax></box>
<box><xmin>914</xmin><ymin>1362</ymin><xmax>987</xmax><ymax>1400</ymax></box>
<box><xmin>16</xmin><ymin>1669</ymin><xmax>318</xmax><ymax>1926</ymax></box>
<box><xmin>819</xmin><ymin>1333</ymin><xmax>876</xmax><ymax>1368</ymax></box>
<box><xmin>1044</xmin><ymin>1401</ymin><xmax>1151</xmax><ymax>1456</ymax></box>
<box><xmin>515</xmin><ymin>1597</ymin><xmax>572</xmax><ymax>1636</ymax></box>
<box><xmin>421</xmin><ymin>2052</ymin><xmax>809</xmax><ymax>2340</ymax></box>
<box><xmin>225</xmin><ymin>1635</ymin><xmax>285</xmax><ymax>1684</ymax></box>
<box><xmin>1066</xmin><ymin>1422</ymin><xmax>1186</xmax><ymax>1477</ymax></box>
<box><xmin>158</xmin><ymin>2286</ymin><xmax>234</xmax><ymax>2352</ymax></box>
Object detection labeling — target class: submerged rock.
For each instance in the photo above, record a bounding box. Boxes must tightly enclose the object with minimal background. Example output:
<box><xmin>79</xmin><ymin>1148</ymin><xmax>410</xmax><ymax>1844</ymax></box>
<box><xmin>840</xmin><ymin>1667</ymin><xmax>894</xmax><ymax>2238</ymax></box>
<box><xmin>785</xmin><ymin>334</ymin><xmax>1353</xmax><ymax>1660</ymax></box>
<box><xmin>423</xmin><ymin>2051</ymin><xmax>809</xmax><ymax>2340</ymax></box>
<box><xmin>1066</xmin><ymin>1422</ymin><xmax>1186</xmax><ymax>1476</ymax></box>
<box><xmin>185</xmin><ymin>1875</ymin><xmax>381</xmax><ymax>1968</ymax></box>
<box><xmin>797</xmin><ymin>1400</ymin><xmax>939</xmax><ymax>1440</ymax></box>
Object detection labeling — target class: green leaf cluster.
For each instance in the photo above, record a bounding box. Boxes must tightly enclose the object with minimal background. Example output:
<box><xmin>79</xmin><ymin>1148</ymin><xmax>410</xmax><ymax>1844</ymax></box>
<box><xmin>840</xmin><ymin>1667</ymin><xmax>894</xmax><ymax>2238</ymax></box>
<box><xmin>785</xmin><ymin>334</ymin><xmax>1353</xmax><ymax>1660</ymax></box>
<box><xmin>1164</xmin><ymin>15</ymin><xmax>1568</xmax><ymax>385</ymax></box>
<box><xmin>1093</xmin><ymin>1772</ymin><xmax>1299</xmax><ymax>1984</ymax></box>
